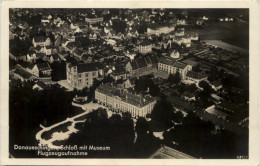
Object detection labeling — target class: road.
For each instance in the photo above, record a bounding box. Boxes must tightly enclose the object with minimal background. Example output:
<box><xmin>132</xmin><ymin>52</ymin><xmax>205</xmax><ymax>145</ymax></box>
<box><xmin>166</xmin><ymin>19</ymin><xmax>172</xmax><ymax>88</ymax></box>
<box><xmin>35</xmin><ymin>102</ymin><xmax>107</xmax><ymax>149</ymax></box>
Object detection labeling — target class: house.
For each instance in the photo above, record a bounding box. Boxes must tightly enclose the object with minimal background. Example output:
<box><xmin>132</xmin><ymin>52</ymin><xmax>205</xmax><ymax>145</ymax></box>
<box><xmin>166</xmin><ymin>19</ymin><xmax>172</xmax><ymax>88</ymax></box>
<box><xmin>123</xmin><ymin>77</ymin><xmax>136</xmax><ymax>89</ymax></box>
<box><xmin>182</xmin><ymin>91</ymin><xmax>196</xmax><ymax>101</ymax></box>
<box><xmin>174</xmin><ymin>28</ymin><xmax>185</xmax><ymax>37</ymax></box>
<box><xmin>33</xmin><ymin>81</ymin><xmax>48</xmax><ymax>91</ymax></box>
<box><xmin>138</xmin><ymin>40</ymin><xmax>152</xmax><ymax>54</ymax></box>
<box><xmin>49</xmin><ymin>54</ymin><xmax>61</xmax><ymax>63</ymax></box>
<box><xmin>126</xmin><ymin>54</ymin><xmax>159</xmax><ymax>76</ymax></box>
<box><xmin>211</xmin><ymin>80</ymin><xmax>222</xmax><ymax>91</ymax></box>
<box><xmin>31</xmin><ymin>62</ymin><xmax>52</xmax><ymax>77</ymax></box>
<box><xmin>26</xmin><ymin>51</ymin><xmax>37</xmax><ymax>62</ymax></box>
<box><xmin>44</xmin><ymin>46</ymin><xmax>52</xmax><ymax>55</ymax></box>
<box><xmin>66</xmin><ymin>62</ymin><xmax>104</xmax><ymax>89</ymax></box>
<box><xmin>32</xmin><ymin>36</ymin><xmax>51</xmax><ymax>47</ymax></box>
<box><xmin>13</xmin><ymin>69</ymin><xmax>36</xmax><ymax>82</ymax></box>
<box><xmin>110</xmin><ymin>65</ymin><xmax>128</xmax><ymax>81</ymax></box>
<box><xmin>35</xmin><ymin>46</ymin><xmax>45</xmax><ymax>53</ymax></box>
<box><xmin>125</xmin><ymin>50</ymin><xmax>136</xmax><ymax>60</ymax></box>
<box><xmin>186</xmin><ymin>71</ymin><xmax>207</xmax><ymax>84</ymax></box>
<box><xmin>89</xmin><ymin>31</ymin><xmax>97</xmax><ymax>40</ymax></box>
<box><xmin>81</xmin><ymin>54</ymin><xmax>93</xmax><ymax>63</ymax></box>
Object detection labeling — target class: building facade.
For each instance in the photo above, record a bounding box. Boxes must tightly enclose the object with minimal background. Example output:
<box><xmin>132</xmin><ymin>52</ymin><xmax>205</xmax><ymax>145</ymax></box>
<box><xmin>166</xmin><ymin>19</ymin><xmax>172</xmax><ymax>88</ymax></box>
<box><xmin>95</xmin><ymin>84</ymin><xmax>156</xmax><ymax>118</ymax></box>
<box><xmin>85</xmin><ymin>17</ymin><xmax>104</xmax><ymax>24</ymax></box>
<box><xmin>66</xmin><ymin>62</ymin><xmax>104</xmax><ymax>89</ymax></box>
<box><xmin>158</xmin><ymin>56</ymin><xmax>192</xmax><ymax>79</ymax></box>
<box><xmin>147</xmin><ymin>25</ymin><xmax>175</xmax><ymax>36</ymax></box>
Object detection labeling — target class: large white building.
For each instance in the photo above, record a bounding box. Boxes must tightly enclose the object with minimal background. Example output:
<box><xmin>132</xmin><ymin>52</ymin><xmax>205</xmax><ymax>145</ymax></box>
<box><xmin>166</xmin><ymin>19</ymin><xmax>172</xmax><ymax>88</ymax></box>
<box><xmin>95</xmin><ymin>84</ymin><xmax>156</xmax><ymax>118</ymax></box>
<box><xmin>66</xmin><ymin>62</ymin><xmax>104</xmax><ymax>89</ymax></box>
<box><xmin>147</xmin><ymin>23</ymin><xmax>175</xmax><ymax>36</ymax></box>
<box><xmin>158</xmin><ymin>56</ymin><xmax>192</xmax><ymax>79</ymax></box>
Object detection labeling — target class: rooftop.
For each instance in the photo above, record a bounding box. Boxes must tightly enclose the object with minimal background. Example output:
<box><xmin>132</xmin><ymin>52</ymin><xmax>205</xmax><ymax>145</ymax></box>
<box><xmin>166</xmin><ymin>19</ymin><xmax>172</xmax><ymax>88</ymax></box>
<box><xmin>150</xmin><ymin>146</ymin><xmax>195</xmax><ymax>159</ymax></box>
<box><xmin>96</xmin><ymin>84</ymin><xmax>155</xmax><ymax>107</ymax></box>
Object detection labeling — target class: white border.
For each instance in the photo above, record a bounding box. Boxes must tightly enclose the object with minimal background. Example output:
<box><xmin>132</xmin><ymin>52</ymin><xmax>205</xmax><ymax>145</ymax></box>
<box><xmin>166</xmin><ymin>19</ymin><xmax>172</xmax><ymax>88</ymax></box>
<box><xmin>1</xmin><ymin>1</ymin><xmax>259</xmax><ymax>165</ymax></box>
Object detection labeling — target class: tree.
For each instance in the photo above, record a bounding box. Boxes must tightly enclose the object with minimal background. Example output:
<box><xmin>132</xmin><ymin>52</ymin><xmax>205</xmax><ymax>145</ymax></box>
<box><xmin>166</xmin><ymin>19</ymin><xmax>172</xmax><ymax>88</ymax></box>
<box><xmin>199</xmin><ymin>80</ymin><xmax>213</xmax><ymax>96</ymax></box>
<box><xmin>173</xmin><ymin>71</ymin><xmax>181</xmax><ymax>84</ymax></box>
<box><xmin>151</xmin><ymin>97</ymin><xmax>174</xmax><ymax>128</ymax></box>
<box><xmin>168</xmin><ymin>73</ymin><xmax>174</xmax><ymax>83</ymax></box>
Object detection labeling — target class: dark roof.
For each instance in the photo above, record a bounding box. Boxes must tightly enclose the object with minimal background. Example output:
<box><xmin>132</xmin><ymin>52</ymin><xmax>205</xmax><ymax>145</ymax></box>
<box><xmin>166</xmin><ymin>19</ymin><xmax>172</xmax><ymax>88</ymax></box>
<box><xmin>51</xmin><ymin>54</ymin><xmax>60</xmax><ymax>60</ymax></box>
<box><xmin>19</xmin><ymin>61</ymin><xmax>35</xmax><ymax>69</ymax></box>
<box><xmin>211</xmin><ymin>80</ymin><xmax>222</xmax><ymax>87</ymax></box>
<box><xmin>186</xmin><ymin>71</ymin><xmax>207</xmax><ymax>79</ymax></box>
<box><xmin>166</xmin><ymin>96</ymin><xmax>194</xmax><ymax>112</ymax></box>
<box><xmin>34</xmin><ymin>81</ymin><xmax>47</xmax><ymax>89</ymax></box>
<box><xmin>130</xmin><ymin>60</ymin><xmax>139</xmax><ymax>70</ymax></box>
<box><xmin>34</xmin><ymin>36</ymin><xmax>47</xmax><ymax>42</ymax></box>
<box><xmin>159</xmin><ymin>56</ymin><xmax>176</xmax><ymax>66</ymax></box>
<box><xmin>35</xmin><ymin>45</ymin><xmax>43</xmax><ymax>51</ymax></box>
<box><xmin>135</xmin><ymin>58</ymin><xmax>147</xmax><ymax>68</ymax></box>
<box><xmin>112</xmin><ymin>65</ymin><xmax>127</xmax><ymax>75</ymax></box>
<box><xmin>14</xmin><ymin>69</ymin><xmax>34</xmax><ymax>79</ymax></box>
<box><xmin>139</xmin><ymin>40</ymin><xmax>152</xmax><ymax>46</ymax></box>
<box><xmin>36</xmin><ymin>62</ymin><xmax>51</xmax><ymax>71</ymax></box>
<box><xmin>36</xmin><ymin>53</ymin><xmax>45</xmax><ymax>58</ymax></box>
<box><xmin>77</xmin><ymin>63</ymin><xmax>103</xmax><ymax>73</ymax></box>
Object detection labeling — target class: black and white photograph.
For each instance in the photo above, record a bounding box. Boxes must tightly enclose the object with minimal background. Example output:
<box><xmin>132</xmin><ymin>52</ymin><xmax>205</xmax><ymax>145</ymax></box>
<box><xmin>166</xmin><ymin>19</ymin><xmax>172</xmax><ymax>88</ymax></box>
<box><xmin>1</xmin><ymin>1</ymin><xmax>259</xmax><ymax>165</ymax></box>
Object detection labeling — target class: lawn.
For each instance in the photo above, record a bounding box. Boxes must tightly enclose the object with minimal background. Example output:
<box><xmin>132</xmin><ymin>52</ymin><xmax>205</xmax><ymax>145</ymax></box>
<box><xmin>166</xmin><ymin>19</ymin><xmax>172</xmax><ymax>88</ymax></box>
<box><xmin>41</xmin><ymin>121</ymin><xmax>73</xmax><ymax>140</ymax></box>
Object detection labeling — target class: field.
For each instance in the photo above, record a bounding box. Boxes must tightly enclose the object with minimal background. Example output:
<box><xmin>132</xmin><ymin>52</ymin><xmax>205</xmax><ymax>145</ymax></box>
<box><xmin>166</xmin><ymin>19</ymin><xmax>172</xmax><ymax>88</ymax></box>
<box><xmin>186</xmin><ymin>21</ymin><xmax>249</xmax><ymax>49</ymax></box>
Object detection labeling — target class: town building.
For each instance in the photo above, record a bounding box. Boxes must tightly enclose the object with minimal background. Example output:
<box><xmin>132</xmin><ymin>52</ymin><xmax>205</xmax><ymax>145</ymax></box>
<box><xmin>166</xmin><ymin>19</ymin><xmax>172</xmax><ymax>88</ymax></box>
<box><xmin>158</xmin><ymin>56</ymin><xmax>192</xmax><ymax>79</ymax></box>
<box><xmin>95</xmin><ymin>84</ymin><xmax>156</xmax><ymax>117</ymax></box>
<box><xmin>13</xmin><ymin>68</ymin><xmax>36</xmax><ymax>82</ymax></box>
<box><xmin>138</xmin><ymin>40</ymin><xmax>152</xmax><ymax>54</ymax></box>
<box><xmin>32</xmin><ymin>36</ymin><xmax>51</xmax><ymax>47</ymax></box>
<box><xmin>147</xmin><ymin>23</ymin><xmax>175</xmax><ymax>36</ymax></box>
<box><xmin>186</xmin><ymin>71</ymin><xmax>207</xmax><ymax>84</ymax></box>
<box><xmin>66</xmin><ymin>62</ymin><xmax>104</xmax><ymax>89</ymax></box>
<box><xmin>85</xmin><ymin>17</ymin><xmax>104</xmax><ymax>24</ymax></box>
<box><xmin>126</xmin><ymin>54</ymin><xmax>159</xmax><ymax>76</ymax></box>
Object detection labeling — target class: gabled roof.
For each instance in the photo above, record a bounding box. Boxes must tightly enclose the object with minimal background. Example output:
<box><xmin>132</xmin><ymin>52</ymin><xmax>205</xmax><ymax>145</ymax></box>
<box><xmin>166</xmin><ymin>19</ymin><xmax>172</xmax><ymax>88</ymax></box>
<box><xmin>34</xmin><ymin>81</ymin><xmax>47</xmax><ymax>90</ymax></box>
<box><xmin>51</xmin><ymin>54</ymin><xmax>60</xmax><ymax>60</ymax></box>
<box><xmin>36</xmin><ymin>62</ymin><xmax>51</xmax><ymax>71</ymax></box>
<box><xmin>14</xmin><ymin>69</ymin><xmax>34</xmax><ymax>79</ymax></box>
<box><xmin>135</xmin><ymin>58</ymin><xmax>147</xmax><ymax>68</ymax></box>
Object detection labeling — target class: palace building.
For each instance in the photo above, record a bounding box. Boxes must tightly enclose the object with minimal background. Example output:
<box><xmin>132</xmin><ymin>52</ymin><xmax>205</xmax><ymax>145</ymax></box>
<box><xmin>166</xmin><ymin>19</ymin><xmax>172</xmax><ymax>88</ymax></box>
<box><xmin>95</xmin><ymin>84</ymin><xmax>156</xmax><ymax>118</ymax></box>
